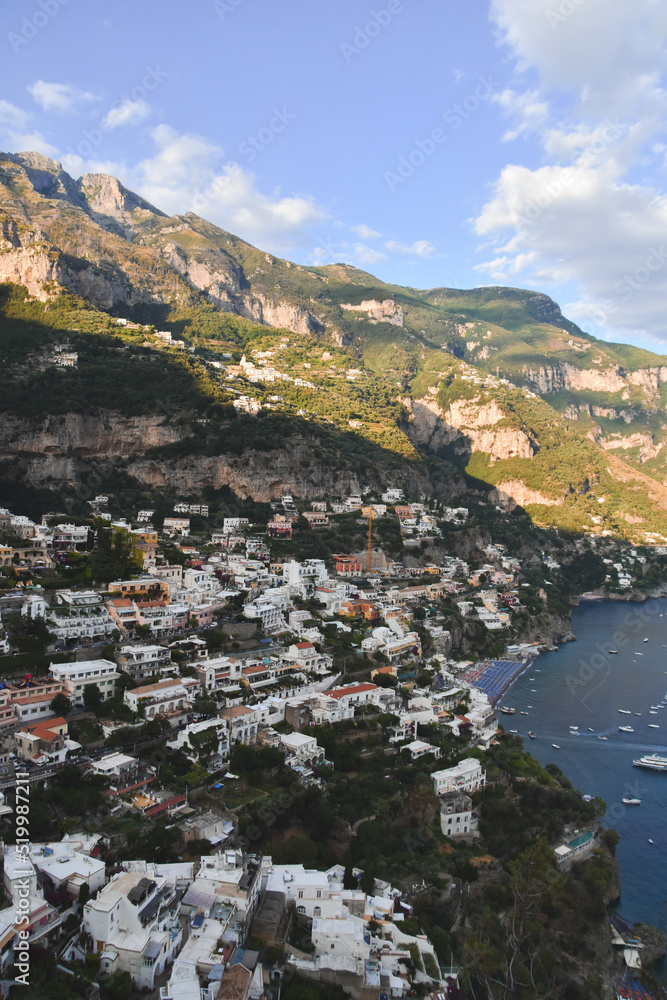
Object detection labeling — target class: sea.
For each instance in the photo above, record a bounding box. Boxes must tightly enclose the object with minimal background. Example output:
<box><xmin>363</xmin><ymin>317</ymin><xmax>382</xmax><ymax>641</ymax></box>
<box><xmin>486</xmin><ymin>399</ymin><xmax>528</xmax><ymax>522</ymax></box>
<box><xmin>503</xmin><ymin>596</ymin><xmax>667</xmax><ymax>973</ymax></box>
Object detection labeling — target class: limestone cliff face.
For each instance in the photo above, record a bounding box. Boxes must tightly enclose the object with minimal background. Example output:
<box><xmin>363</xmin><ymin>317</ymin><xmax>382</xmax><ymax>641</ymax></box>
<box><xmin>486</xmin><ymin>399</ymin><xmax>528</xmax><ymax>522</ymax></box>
<box><xmin>0</xmin><ymin>413</ymin><xmax>185</xmax><ymax>458</ymax></box>
<box><xmin>408</xmin><ymin>397</ymin><xmax>536</xmax><ymax>464</ymax></box>
<box><xmin>523</xmin><ymin>361</ymin><xmax>667</xmax><ymax>400</ymax></box>
<box><xmin>588</xmin><ymin>429</ymin><xmax>663</xmax><ymax>463</ymax></box>
<box><xmin>0</xmin><ymin>244</ymin><xmax>60</xmax><ymax>301</ymax></box>
<box><xmin>0</xmin><ymin>411</ymin><xmax>429</xmax><ymax>500</ymax></box>
<box><xmin>491</xmin><ymin>480</ymin><xmax>560</xmax><ymax>510</ymax></box>
<box><xmin>341</xmin><ymin>299</ymin><xmax>404</xmax><ymax>326</ymax></box>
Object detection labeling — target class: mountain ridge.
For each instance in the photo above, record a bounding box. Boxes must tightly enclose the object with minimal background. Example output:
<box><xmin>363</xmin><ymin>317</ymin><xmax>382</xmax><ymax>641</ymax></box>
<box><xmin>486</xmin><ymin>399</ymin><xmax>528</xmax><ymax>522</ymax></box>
<box><xmin>3</xmin><ymin>149</ymin><xmax>667</xmax><ymax>542</ymax></box>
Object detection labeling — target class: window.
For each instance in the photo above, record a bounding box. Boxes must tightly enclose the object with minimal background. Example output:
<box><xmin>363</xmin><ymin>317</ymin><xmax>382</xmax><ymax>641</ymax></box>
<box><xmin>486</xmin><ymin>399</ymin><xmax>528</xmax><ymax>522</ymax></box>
<box><xmin>297</xmin><ymin>890</ymin><xmax>303</xmax><ymax>899</ymax></box>
<box><xmin>316</xmin><ymin>890</ymin><xmax>322</xmax><ymax>898</ymax></box>
<box><xmin>313</xmin><ymin>907</ymin><xmax>321</xmax><ymax>918</ymax></box>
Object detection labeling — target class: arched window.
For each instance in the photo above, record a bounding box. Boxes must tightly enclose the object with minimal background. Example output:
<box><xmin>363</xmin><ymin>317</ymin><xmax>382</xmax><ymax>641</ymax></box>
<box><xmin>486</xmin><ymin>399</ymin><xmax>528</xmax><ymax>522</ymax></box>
<box><xmin>313</xmin><ymin>906</ymin><xmax>321</xmax><ymax>918</ymax></box>
<box><xmin>297</xmin><ymin>906</ymin><xmax>306</xmax><ymax>915</ymax></box>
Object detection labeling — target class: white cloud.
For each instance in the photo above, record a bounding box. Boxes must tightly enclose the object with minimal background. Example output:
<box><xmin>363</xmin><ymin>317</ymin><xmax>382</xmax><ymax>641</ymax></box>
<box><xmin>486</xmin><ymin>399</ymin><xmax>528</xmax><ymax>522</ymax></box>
<box><xmin>476</xmin><ymin>0</ymin><xmax>667</xmax><ymax>341</ymax></box>
<box><xmin>0</xmin><ymin>99</ymin><xmax>58</xmax><ymax>157</ymax></box>
<box><xmin>385</xmin><ymin>239</ymin><xmax>436</xmax><ymax>258</ymax></box>
<box><xmin>351</xmin><ymin>224</ymin><xmax>381</xmax><ymax>240</ymax></box>
<box><xmin>0</xmin><ymin>100</ymin><xmax>30</xmax><ymax>131</ymax></box>
<box><xmin>130</xmin><ymin>125</ymin><xmax>328</xmax><ymax>252</ymax></box>
<box><xmin>28</xmin><ymin>80</ymin><xmax>95</xmax><ymax>114</ymax></box>
<box><xmin>353</xmin><ymin>243</ymin><xmax>388</xmax><ymax>265</ymax></box>
<box><xmin>492</xmin><ymin>88</ymin><xmax>549</xmax><ymax>141</ymax></box>
<box><xmin>102</xmin><ymin>99</ymin><xmax>150</xmax><ymax>130</ymax></box>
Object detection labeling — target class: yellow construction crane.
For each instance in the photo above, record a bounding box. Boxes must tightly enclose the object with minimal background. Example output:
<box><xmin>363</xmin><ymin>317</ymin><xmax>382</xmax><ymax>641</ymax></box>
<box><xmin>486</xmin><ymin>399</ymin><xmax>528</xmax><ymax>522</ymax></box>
<box><xmin>366</xmin><ymin>508</ymin><xmax>374</xmax><ymax>573</ymax></box>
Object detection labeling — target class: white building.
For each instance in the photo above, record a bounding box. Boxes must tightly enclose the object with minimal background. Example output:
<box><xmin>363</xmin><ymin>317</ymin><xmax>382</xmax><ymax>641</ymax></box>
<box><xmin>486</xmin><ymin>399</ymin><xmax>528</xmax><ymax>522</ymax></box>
<box><xmin>49</xmin><ymin>659</ymin><xmax>119</xmax><ymax>706</ymax></box>
<box><xmin>123</xmin><ymin>678</ymin><xmax>190</xmax><ymax>718</ymax></box>
<box><xmin>242</xmin><ymin>597</ymin><xmax>286</xmax><ymax>632</ymax></box>
<box><xmin>83</xmin><ymin>870</ymin><xmax>183</xmax><ymax>988</ymax></box>
<box><xmin>440</xmin><ymin>792</ymin><xmax>479</xmax><ymax>841</ymax></box>
<box><xmin>431</xmin><ymin>758</ymin><xmax>486</xmax><ymax>796</ymax></box>
<box><xmin>280</xmin><ymin>732</ymin><xmax>326</xmax><ymax>765</ymax></box>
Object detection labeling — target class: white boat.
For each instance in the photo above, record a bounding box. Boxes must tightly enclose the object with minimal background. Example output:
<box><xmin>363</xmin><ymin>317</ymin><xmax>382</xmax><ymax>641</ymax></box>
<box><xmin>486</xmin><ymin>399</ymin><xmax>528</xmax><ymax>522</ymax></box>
<box><xmin>618</xmin><ymin>709</ymin><xmax>632</xmax><ymax>714</ymax></box>
<box><xmin>528</xmin><ymin>731</ymin><xmax>536</xmax><ymax>739</ymax></box>
<box><xmin>650</xmin><ymin>710</ymin><xmax>658</xmax><ymax>714</ymax></box>
<box><xmin>633</xmin><ymin>753</ymin><xmax>667</xmax><ymax>771</ymax></box>
<box><xmin>500</xmin><ymin>706</ymin><xmax>516</xmax><ymax>715</ymax></box>
<box><xmin>609</xmin><ymin>649</ymin><xmax>619</xmax><ymax>654</ymax></box>
<box><xmin>622</xmin><ymin>798</ymin><xmax>641</xmax><ymax>805</ymax></box>
<box><xmin>520</xmin><ymin>711</ymin><xmax>529</xmax><ymax>715</ymax></box>
<box><xmin>569</xmin><ymin>725</ymin><xmax>579</xmax><ymax>730</ymax></box>
<box><xmin>509</xmin><ymin>729</ymin><xmax>518</xmax><ymax>733</ymax></box>
<box><xmin>635</xmin><ymin>713</ymin><xmax>642</xmax><ymax>717</ymax></box>
<box><xmin>588</xmin><ymin>728</ymin><xmax>595</xmax><ymax>732</ymax></box>
<box><xmin>648</xmin><ymin>724</ymin><xmax>660</xmax><ymax>729</ymax></box>
<box><xmin>598</xmin><ymin>736</ymin><xmax>609</xmax><ymax>740</ymax></box>
<box><xmin>644</xmin><ymin>638</ymin><xmax>649</xmax><ymax>642</ymax></box>
<box><xmin>552</xmin><ymin>744</ymin><xmax>560</xmax><ymax>749</ymax></box>
<box><xmin>648</xmin><ymin>839</ymin><xmax>654</xmax><ymax>844</ymax></box>
<box><xmin>619</xmin><ymin>726</ymin><xmax>635</xmax><ymax>733</ymax></box>
<box><xmin>527</xmin><ymin>705</ymin><xmax>533</xmax><ymax>708</ymax></box>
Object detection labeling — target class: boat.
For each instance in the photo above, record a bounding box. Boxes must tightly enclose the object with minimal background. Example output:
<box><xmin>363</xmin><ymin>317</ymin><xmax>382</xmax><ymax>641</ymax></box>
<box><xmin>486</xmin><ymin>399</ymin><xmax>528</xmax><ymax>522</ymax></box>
<box><xmin>528</xmin><ymin>731</ymin><xmax>536</xmax><ymax>739</ymax></box>
<box><xmin>582</xmin><ymin>794</ymin><xmax>593</xmax><ymax>802</ymax></box>
<box><xmin>619</xmin><ymin>726</ymin><xmax>635</xmax><ymax>733</ymax></box>
<box><xmin>635</xmin><ymin>713</ymin><xmax>642</xmax><ymax>717</ymax></box>
<box><xmin>509</xmin><ymin>729</ymin><xmax>518</xmax><ymax>733</ymax></box>
<box><xmin>609</xmin><ymin>649</ymin><xmax>619</xmax><ymax>654</ymax></box>
<box><xmin>644</xmin><ymin>638</ymin><xmax>649</xmax><ymax>642</ymax></box>
<box><xmin>499</xmin><ymin>707</ymin><xmax>516</xmax><ymax>715</ymax></box>
<box><xmin>570</xmin><ymin>731</ymin><xmax>581</xmax><ymax>736</ymax></box>
<box><xmin>520</xmin><ymin>711</ymin><xmax>529</xmax><ymax>716</ymax></box>
<box><xmin>598</xmin><ymin>736</ymin><xmax>609</xmax><ymax>740</ymax></box>
<box><xmin>569</xmin><ymin>725</ymin><xmax>579</xmax><ymax>730</ymax></box>
<box><xmin>650</xmin><ymin>710</ymin><xmax>658</xmax><ymax>715</ymax></box>
<box><xmin>648</xmin><ymin>724</ymin><xmax>660</xmax><ymax>729</ymax></box>
<box><xmin>588</xmin><ymin>727</ymin><xmax>595</xmax><ymax>732</ymax></box>
<box><xmin>633</xmin><ymin>753</ymin><xmax>667</xmax><ymax>771</ymax></box>
<box><xmin>527</xmin><ymin>705</ymin><xmax>533</xmax><ymax>708</ymax></box>
<box><xmin>618</xmin><ymin>709</ymin><xmax>632</xmax><ymax>715</ymax></box>
<box><xmin>622</xmin><ymin>798</ymin><xmax>641</xmax><ymax>805</ymax></box>
<box><xmin>649</xmin><ymin>839</ymin><xmax>654</xmax><ymax>844</ymax></box>
<box><xmin>552</xmin><ymin>744</ymin><xmax>560</xmax><ymax>749</ymax></box>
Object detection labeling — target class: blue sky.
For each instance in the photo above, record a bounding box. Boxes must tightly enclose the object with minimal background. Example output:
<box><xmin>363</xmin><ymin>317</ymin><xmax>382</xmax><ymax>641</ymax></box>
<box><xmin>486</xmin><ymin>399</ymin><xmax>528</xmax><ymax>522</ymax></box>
<box><xmin>2</xmin><ymin>0</ymin><xmax>667</xmax><ymax>350</ymax></box>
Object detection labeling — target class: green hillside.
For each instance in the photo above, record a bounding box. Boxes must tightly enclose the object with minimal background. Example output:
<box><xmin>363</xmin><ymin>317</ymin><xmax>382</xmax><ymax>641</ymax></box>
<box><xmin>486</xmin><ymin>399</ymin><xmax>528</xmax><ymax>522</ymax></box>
<box><xmin>3</xmin><ymin>150</ymin><xmax>667</xmax><ymax>542</ymax></box>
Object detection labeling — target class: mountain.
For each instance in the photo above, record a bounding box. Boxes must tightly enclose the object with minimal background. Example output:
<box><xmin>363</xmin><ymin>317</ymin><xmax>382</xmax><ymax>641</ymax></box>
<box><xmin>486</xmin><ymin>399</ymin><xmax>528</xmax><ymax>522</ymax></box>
<box><xmin>3</xmin><ymin>149</ymin><xmax>667</xmax><ymax>542</ymax></box>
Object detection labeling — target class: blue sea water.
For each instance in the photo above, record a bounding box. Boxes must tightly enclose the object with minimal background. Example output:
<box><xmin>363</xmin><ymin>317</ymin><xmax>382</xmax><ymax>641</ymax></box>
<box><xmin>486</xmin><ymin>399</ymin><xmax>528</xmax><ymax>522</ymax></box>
<box><xmin>504</xmin><ymin>597</ymin><xmax>667</xmax><ymax>947</ymax></box>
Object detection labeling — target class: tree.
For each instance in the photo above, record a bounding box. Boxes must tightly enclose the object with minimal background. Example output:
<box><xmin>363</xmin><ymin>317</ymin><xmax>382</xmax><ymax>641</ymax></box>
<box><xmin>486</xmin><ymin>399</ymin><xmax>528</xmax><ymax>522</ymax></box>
<box><xmin>50</xmin><ymin>692</ymin><xmax>71</xmax><ymax>716</ymax></box>
<box><xmin>134</xmin><ymin>623</ymin><xmax>152</xmax><ymax>639</ymax></box>
<box><xmin>106</xmin><ymin>969</ymin><xmax>132</xmax><ymax>1000</ymax></box>
<box><xmin>83</xmin><ymin>683</ymin><xmax>103</xmax><ymax>716</ymax></box>
<box><xmin>4</xmin><ymin>613</ymin><xmax>54</xmax><ymax>653</ymax></box>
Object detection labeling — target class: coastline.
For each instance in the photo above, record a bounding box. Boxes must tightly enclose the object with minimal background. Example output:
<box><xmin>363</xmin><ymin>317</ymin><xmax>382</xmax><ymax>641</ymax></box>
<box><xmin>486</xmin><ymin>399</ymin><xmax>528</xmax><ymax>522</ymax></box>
<box><xmin>505</xmin><ymin>594</ymin><xmax>667</xmax><ymax>980</ymax></box>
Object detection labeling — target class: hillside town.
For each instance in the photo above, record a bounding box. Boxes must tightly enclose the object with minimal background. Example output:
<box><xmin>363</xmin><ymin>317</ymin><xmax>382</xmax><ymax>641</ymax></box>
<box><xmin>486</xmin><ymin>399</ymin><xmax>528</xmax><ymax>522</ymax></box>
<box><xmin>0</xmin><ymin>491</ymin><xmax>655</xmax><ymax>1000</ymax></box>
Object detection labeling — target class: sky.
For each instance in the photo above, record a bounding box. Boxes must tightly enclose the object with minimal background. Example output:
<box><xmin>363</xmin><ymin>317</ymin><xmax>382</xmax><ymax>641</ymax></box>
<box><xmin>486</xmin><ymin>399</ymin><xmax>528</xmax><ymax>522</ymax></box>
<box><xmin>2</xmin><ymin>0</ymin><xmax>667</xmax><ymax>351</ymax></box>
